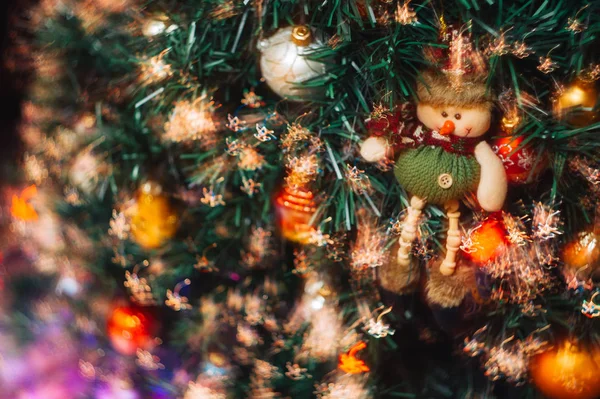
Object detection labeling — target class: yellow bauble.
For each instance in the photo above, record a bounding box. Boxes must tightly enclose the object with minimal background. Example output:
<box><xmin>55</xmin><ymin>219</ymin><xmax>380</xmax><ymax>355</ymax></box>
<box><xmin>130</xmin><ymin>182</ymin><xmax>178</xmax><ymax>249</ymax></box>
<box><xmin>530</xmin><ymin>340</ymin><xmax>600</xmax><ymax>399</ymax></box>
<box><xmin>554</xmin><ymin>80</ymin><xmax>598</xmax><ymax>127</ymax></box>
<box><xmin>258</xmin><ymin>25</ymin><xmax>329</xmax><ymax>100</ymax></box>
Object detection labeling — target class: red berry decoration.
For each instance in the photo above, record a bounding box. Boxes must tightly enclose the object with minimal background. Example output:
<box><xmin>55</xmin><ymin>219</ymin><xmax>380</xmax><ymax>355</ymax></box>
<box><xmin>107</xmin><ymin>306</ymin><xmax>157</xmax><ymax>355</ymax></box>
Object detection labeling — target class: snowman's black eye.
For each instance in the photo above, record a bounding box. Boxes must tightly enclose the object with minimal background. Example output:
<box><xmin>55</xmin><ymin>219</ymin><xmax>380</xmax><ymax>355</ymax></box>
<box><xmin>441</xmin><ymin>111</ymin><xmax>448</xmax><ymax>118</ymax></box>
<box><xmin>455</xmin><ymin>113</ymin><xmax>462</xmax><ymax>120</ymax></box>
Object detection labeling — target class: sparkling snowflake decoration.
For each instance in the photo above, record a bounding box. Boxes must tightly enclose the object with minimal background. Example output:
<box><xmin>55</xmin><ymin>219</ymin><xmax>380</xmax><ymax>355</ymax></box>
<box><xmin>201</xmin><ymin>187</ymin><xmax>225</xmax><ymax>207</ymax></box>
<box><xmin>124</xmin><ymin>269</ymin><xmax>156</xmax><ymax>305</ymax></box>
<box><xmin>364</xmin><ymin>318</ymin><xmax>395</xmax><ymax>339</ymax></box>
<box><xmin>165</xmin><ymin>279</ymin><xmax>192</xmax><ymax>311</ymax></box>
<box><xmin>237</xmin><ymin>324</ymin><xmax>263</xmax><ymax>347</ymax></box>
<box><xmin>78</xmin><ymin>360</ymin><xmax>96</xmax><ymax>379</ymax></box>
<box><xmin>241</xmin><ymin>89</ymin><xmax>265</xmax><ymax>108</ymax></box>
<box><xmin>23</xmin><ymin>153</ymin><xmax>48</xmax><ymax>185</ymax></box>
<box><xmin>581</xmin><ymin>292</ymin><xmax>600</xmax><ymax>318</ymax></box>
<box><xmin>64</xmin><ymin>187</ymin><xmax>82</xmax><ymax>206</ymax></box>
<box><xmin>183</xmin><ymin>381</ymin><xmax>226</xmax><ymax>399</ymax></box>
<box><xmin>512</xmin><ymin>42</ymin><xmax>533</xmax><ymax>59</ymax></box>
<box><xmin>395</xmin><ymin>1</ymin><xmax>417</xmax><ymax>25</ymax></box>
<box><xmin>241</xmin><ymin>178</ymin><xmax>261</xmax><ymax>197</ymax></box>
<box><xmin>238</xmin><ymin>147</ymin><xmax>266</xmax><ymax>171</ymax></box>
<box><xmin>285</xmin><ymin>363</ymin><xmax>312</xmax><ymax>381</ymax></box>
<box><xmin>532</xmin><ymin>202</ymin><xmax>562</xmax><ymax>240</ymax></box>
<box><xmin>109</xmin><ymin>209</ymin><xmax>130</xmax><ymax>240</ymax></box>
<box><xmin>226</xmin><ymin>137</ymin><xmax>243</xmax><ymax>155</ymax></box>
<box><xmin>315</xmin><ymin>375</ymin><xmax>371</xmax><ymax>399</ymax></box>
<box><xmin>285</xmin><ymin>154</ymin><xmax>320</xmax><ymax>186</ymax></box>
<box><xmin>487</xmin><ymin>32</ymin><xmax>510</xmax><ymax>57</ymax></box>
<box><xmin>502</xmin><ymin>212</ymin><xmax>530</xmax><ymax>246</ymax></box>
<box><xmin>226</xmin><ymin>114</ymin><xmax>243</xmax><ymax>132</ymax></box>
<box><xmin>345</xmin><ymin>165</ymin><xmax>372</xmax><ymax>194</ymax></box>
<box><xmin>138</xmin><ymin>52</ymin><xmax>172</xmax><ymax>84</ymax></box>
<box><xmin>566</xmin><ymin>17</ymin><xmax>586</xmax><ymax>33</ymax></box>
<box><xmin>163</xmin><ymin>96</ymin><xmax>217</xmax><ymax>144</ymax></box>
<box><xmin>351</xmin><ymin>220</ymin><xmax>388</xmax><ymax>269</ymax></box>
<box><xmin>309</xmin><ymin>229</ymin><xmax>334</xmax><ymax>247</ymax></box>
<box><xmin>293</xmin><ymin>249</ymin><xmax>313</xmax><ymax>275</ymax></box>
<box><xmin>281</xmin><ymin>123</ymin><xmax>310</xmax><ymax>151</ymax></box>
<box><xmin>537</xmin><ymin>56</ymin><xmax>558</xmax><ymax>74</ymax></box>
<box><xmin>255</xmin><ymin>124</ymin><xmax>275</xmax><ymax>142</ymax></box>
<box><xmin>136</xmin><ymin>349</ymin><xmax>164</xmax><ymax>370</ymax></box>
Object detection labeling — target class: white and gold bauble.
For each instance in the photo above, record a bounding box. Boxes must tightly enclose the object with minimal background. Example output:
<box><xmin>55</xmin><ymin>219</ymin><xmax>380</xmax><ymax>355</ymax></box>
<box><xmin>258</xmin><ymin>25</ymin><xmax>329</xmax><ymax>100</ymax></box>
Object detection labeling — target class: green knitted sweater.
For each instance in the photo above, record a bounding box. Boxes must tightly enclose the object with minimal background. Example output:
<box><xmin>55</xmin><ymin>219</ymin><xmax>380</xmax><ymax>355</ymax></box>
<box><xmin>394</xmin><ymin>145</ymin><xmax>480</xmax><ymax>205</ymax></box>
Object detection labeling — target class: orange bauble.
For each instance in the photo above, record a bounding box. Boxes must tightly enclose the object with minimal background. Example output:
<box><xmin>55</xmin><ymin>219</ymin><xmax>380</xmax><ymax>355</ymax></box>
<box><xmin>562</xmin><ymin>230</ymin><xmax>600</xmax><ymax>270</ymax></box>
<box><xmin>274</xmin><ymin>185</ymin><xmax>317</xmax><ymax>244</ymax></box>
<box><xmin>491</xmin><ymin>135</ymin><xmax>546</xmax><ymax>185</ymax></box>
<box><xmin>530</xmin><ymin>341</ymin><xmax>600</xmax><ymax>399</ymax></box>
<box><xmin>464</xmin><ymin>219</ymin><xmax>507</xmax><ymax>264</ymax></box>
<box><xmin>130</xmin><ymin>182</ymin><xmax>178</xmax><ymax>249</ymax></box>
<box><xmin>107</xmin><ymin>306</ymin><xmax>156</xmax><ymax>355</ymax></box>
<box><xmin>554</xmin><ymin>80</ymin><xmax>598</xmax><ymax>127</ymax></box>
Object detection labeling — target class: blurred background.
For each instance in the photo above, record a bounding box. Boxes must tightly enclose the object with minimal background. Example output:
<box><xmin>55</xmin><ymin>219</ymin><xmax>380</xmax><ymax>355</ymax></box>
<box><xmin>0</xmin><ymin>0</ymin><xmax>28</xmax><ymax>175</ymax></box>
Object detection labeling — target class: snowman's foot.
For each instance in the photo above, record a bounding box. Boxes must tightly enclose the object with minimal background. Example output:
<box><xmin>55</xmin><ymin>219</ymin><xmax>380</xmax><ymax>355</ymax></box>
<box><xmin>380</xmin><ymin>241</ymin><xmax>420</xmax><ymax>295</ymax></box>
<box><xmin>426</xmin><ymin>257</ymin><xmax>475</xmax><ymax>308</ymax></box>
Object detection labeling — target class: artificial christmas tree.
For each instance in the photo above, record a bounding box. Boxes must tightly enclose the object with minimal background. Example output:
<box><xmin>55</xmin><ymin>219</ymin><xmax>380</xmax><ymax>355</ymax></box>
<box><xmin>1</xmin><ymin>0</ymin><xmax>600</xmax><ymax>398</ymax></box>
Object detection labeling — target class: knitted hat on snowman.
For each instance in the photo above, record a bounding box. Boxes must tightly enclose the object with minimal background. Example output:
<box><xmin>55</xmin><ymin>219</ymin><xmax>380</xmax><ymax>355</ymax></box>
<box><xmin>417</xmin><ymin>27</ymin><xmax>493</xmax><ymax>111</ymax></box>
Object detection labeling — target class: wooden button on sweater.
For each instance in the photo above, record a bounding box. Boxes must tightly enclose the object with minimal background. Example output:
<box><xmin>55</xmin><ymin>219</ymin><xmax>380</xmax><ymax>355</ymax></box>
<box><xmin>438</xmin><ymin>173</ymin><xmax>453</xmax><ymax>189</ymax></box>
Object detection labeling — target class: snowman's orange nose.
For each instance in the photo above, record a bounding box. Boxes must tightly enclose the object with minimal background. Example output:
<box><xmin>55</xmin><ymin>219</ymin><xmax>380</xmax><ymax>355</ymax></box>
<box><xmin>440</xmin><ymin>120</ymin><xmax>455</xmax><ymax>136</ymax></box>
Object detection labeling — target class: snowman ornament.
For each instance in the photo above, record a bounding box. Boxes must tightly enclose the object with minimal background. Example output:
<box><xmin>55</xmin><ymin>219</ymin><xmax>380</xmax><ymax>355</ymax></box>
<box><xmin>361</xmin><ymin>36</ymin><xmax>507</xmax><ymax>279</ymax></box>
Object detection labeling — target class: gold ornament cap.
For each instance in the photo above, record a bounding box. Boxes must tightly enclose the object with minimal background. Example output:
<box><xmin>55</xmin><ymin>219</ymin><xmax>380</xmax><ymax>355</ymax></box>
<box><xmin>291</xmin><ymin>25</ymin><xmax>313</xmax><ymax>46</ymax></box>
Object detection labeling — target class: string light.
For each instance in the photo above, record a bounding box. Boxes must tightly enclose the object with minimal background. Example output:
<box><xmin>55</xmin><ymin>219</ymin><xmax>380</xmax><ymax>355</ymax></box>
<box><xmin>163</xmin><ymin>96</ymin><xmax>218</xmax><ymax>144</ymax></box>
<box><xmin>238</xmin><ymin>147</ymin><xmax>266</xmax><ymax>171</ymax></box>
<box><xmin>138</xmin><ymin>51</ymin><xmax>173</xmax><ymax>84</ymax></box>
<box><xmin>350</xmin><ymin>217</ymin><xmax>388</xmax><ymax>270</ymax></box>
<box><xmin>394</xmin><ymin>1</ymin><xmax>417</xmax><ymax>25</ymax></box>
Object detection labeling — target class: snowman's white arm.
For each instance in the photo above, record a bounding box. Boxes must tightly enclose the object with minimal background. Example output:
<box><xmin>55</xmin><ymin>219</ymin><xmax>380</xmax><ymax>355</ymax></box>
<box><xmin>474</xmin><ymin>141</ymin><xmax>507</xmax><ymax>212</ymax></box>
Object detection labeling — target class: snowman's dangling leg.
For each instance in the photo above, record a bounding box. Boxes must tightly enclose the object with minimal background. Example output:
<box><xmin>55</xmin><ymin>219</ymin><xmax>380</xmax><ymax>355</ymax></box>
<box><xmin>397</xmin><ymin>196</ymin><xmax>426</xmax><ymax>267</ymax></box>
<box><xmin>440</xmin><ymin>199</ymin><xmax>461</xmax><ymax>276</ymax></box>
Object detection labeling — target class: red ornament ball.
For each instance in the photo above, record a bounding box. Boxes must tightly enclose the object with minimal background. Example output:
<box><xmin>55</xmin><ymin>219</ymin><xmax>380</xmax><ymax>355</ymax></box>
<box><xmin>463</xmin><ymin>219</ymin><xmax>507</xmax><ymax>265</ymax></box>
<box><xmin>107</xmin><ymin>306</ymin><xmax>156</xmax><ymax>355</ymax></box>
<box><xmin>491</xmin><ymin>135</ymin><xmax>546</xmax><ymax>185</ymax></box>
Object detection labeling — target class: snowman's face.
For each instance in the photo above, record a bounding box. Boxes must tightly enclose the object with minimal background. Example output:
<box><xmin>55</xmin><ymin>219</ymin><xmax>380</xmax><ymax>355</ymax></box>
<box><xmin>416</xmin><ymin>103</ymin><xmax>491</xmax><ymax>138</ymax></box>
